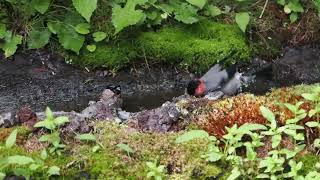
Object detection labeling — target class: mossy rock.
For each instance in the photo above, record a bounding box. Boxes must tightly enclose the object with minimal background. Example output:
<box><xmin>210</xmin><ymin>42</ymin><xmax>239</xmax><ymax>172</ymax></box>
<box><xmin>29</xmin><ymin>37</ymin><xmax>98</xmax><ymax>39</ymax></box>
<box><xmin>136</xmin><ymin>21</ymin><xmax>251</xmax><ymax>72</ymax></box>
<box><xmin>75</xmin><ymin>21</ymin><xmax>250</xmax><ymax>71</ymax></box>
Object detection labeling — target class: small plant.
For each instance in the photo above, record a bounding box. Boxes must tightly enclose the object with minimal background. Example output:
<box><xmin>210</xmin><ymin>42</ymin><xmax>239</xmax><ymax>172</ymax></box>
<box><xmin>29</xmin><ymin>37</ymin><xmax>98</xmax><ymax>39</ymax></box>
<box><xmin>0</xmin><ymin>129</ymin><xmax>60</xmax><ymax>179</ymax></box>
<box><xmin>34</xmin><ymin>107</ymin><xmax>69</xmax><ymax>155</ymax></box>
<box><xmin>146</xmin><ymin>160</ymin><xmax>166</xmax><ymax>180</ymax></box>
<box><xmin>116</xmin><ymin>143</ymin><xmax>134</xmax><ymax>157</ymax></box>
<box><xmin>75</xmin><ymin>133</ymin><xmax>104</xmax><ymax>153</ymax></box>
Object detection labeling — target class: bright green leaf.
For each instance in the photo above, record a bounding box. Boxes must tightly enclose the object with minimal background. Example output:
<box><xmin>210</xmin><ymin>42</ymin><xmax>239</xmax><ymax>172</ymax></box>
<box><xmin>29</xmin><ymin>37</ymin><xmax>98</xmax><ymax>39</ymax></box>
<box><xmin>27</xmin><ymin>28</ymin><xmax>51</xmax><ymax>49</ymax></box>
<box><xmin>93</xmin><ymin>31</ymin><xmax>107</xmax><ymax>42</ymax></box>
<box><xmin>186</xmin><ymin>0</ymin><xmax>207</xmax><ymax>9</ymax></box>
<box><xmin>57</xmin><ymin>25</ymin><xmax>85</xmax><ymax>54</ymax></box>
<box><xmin>86</xmin><ymin>44</ymin><xmax>96</xmax><ymax>52</ymax></box>
<box><xmin>306</xmin><ymin>121</ymin><xmax>320</xmax><ymax>127</ymax></box>
<box><xmin>5</xmin><ymin>129</ymin><xmax>17</xmax><ymax>148</ymax></box>
<box><xmin>6</xmin><ymin>155</ymin><xmax>34</xmax><ymax>165</ymax></box>
<box><xmin>206</xmin><ymin>5</ymin><xmax>222</xmax><ymax>17</ymax></box>
<box><xmin>72</xmin><ymin>0</ymin><xmax>97</xmax><ymax>22</ymax></box>
<box><xmin>173</xmin><ymin>3</ymin><xmax>199</xmax><ymax>24</ymax></box>
<box><xmin>92</xmin><ymin>145</ymin><xmax>100</xmax><ymax>153</ymax></box>
<box><xmin>75</xmin><ymin>23</ymin><xmax>90</xmax><ymax>34</ymax></box>
<box><xmin>112</xmin><ymin>2</ymin><xmax>145</xmax><ymax>34</ymax></box>
<box><xmin>75</xmin><ymin>133</ymin><xmax>96</xmax><ymax>141</ymax></box>
<box><xmin>290</xmin><ymin>13</ymin><xmax>298</xmax><ymax>23</ymax></box>
<box><xmin>47</xmin><ymin>166</ymin><xmax>60</xmax><ymax>176</ymax></box>
<box><xmin>54</xmin><ymin>116</ymin><xmax>69</xmax><ymax>126</ymax></box>
<box><xmin>235</xmin><ymin>12</ymin><xmax>250</xmax><ymax>32</ymax></box>
<box><xmin>175</xmin><ymin>130</ymin><xmax>209</xmax><ymax>143</ymax></box>
<box><xmin>2</xmin><ymin>33</ymin><xmax>22</xmax><ymax>58</ymax></box>
<box><xmin>272</xmin><ymin>134</ymin><xmax>282</xmax><ymax>148</ymax></box>
<box><xmin>41</xmin><ymin>149</ymin><xmax>48</xmax><ymax>160</ymax></box>
<box><xmin>31</xmin><ymin>0</ymin><xmax>51</xmax><ymax>14</ymax></box>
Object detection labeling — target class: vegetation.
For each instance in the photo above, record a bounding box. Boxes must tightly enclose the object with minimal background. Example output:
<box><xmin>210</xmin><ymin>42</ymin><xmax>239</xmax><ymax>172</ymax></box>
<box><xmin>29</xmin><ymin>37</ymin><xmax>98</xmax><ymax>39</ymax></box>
<box><xmin>0</xmin><ymin>84</ymin><xmax>319</xmax><ymax>179</ymax></box>
<box><xmin>1</xmin><ymin>0</ymin><xmax>320</xmax><ymax>70</ymax></box>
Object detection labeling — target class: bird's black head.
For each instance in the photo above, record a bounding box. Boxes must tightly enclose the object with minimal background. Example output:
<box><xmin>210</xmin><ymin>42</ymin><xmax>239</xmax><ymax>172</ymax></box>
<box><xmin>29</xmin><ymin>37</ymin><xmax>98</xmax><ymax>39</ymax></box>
<box><xmin>187</xmin><ymin>79</ymin><xmax>201</xmax><ymax>96</ymax></box>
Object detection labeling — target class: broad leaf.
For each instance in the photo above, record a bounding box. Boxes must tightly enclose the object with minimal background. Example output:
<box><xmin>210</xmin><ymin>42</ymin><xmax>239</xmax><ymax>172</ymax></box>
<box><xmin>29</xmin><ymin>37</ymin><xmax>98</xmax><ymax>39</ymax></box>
<box><xmin>75</xmin><ymin>23</ymin><xmax>90</xmax><ymax>34</ymax></box>
<box><xmin>57</xmin><ymin>25</ymin><xmax>85</xmax><ymax>54</ymax></box>
<box><xmin>75</xmin><ymin>133</ymin><xmax>96</xmax><ymax>141</ymax></box>
<box><xmin>287</xmin><ymin>0</ymin><xmax>304</xmax><ymax>13</ymax></box>
<box><xmin>175</xmin><ymin>130</ymin><xmax>209</xmax><ymax>143</ymax></box>
<box><xmin>54</xmin><ymin>116</ymin><xmax>69</xmax><ymax>126</ymax></box>
<box><xmin>306</xmin><ymin>121</ymin><xmax>320</xmax><ymax>128</ymax></box>
<box><xmin>41</xmin><ymin>149</ymin><xmax>48</xmax><ymax>160</ymax></box>
<box><xmin>93</xmin><ymin>31</ymin><xmax>107</xmax><ymax>42</ymax></box>
<box><xmin>2</xmin><ymin>33</ymin><xmax>22</xmax><ymax>58</ymax></box>
<box><xmin>272</xmin><ymin>134</ymin><xmax>282</xmax><ymax>148</ymax></box>
<box><xmin>31</xmin><ymin>0</ymin><xmax>51</xmax><ymax>14</ymax></box>
<box><xmin>173</xmin><ymin>3</ymin><xmax>199</xmax><ymax>24</ymax></box>
<box><xmin>72</xmin><ymin>0</ymin><xmax>97</xmax><ymax>22</ymax></box>
<box><xmin>301</xmin><ymin>93</ymin><xmax>316</xmax><ymax>101</ymax></box>
<box><xmin>260</xmin><ymin>106</ymin><xmax>277</xmax><ymax>129</ymax></box>
<box><xmin>206</xmin><ymin>5</ymin><xmax>222</xmax><ymax>17</ymax></box>
<box><xmin>112</xmin><ymin>2</ymin><xmax>145</xmax><ymax>34</ymax></box>
<box><xmin>235</xmin><ymin>12</ymin><xmax>250</xmax><ymax>32</ymax></box>
<box><xmin>5</xmin><ymin>129</ymin><xmax>17</xmax><ymax>148</ymax></box>
<box><xmin>27</xmin><ymin>28</ymin><xmax>51</xmax><ymax>49</ymax></box>
<box><xmin>86</xmin><ymin>44</ymin><xmax>96</xmax><ymax>52</ymax></box>
<box><xmin>47</xmin><ymin>166</ymin><xmax>60</xmax><ymax>176</ymax></box>
<box><xmin>186</xmin><ymin>0</ymin><xmax>207</xmax><ymax>9</ymax></box>
<box><xmin>6</xmin><ymin>155</ymin><xmax>34</xmax><ymax>165</ymax></box>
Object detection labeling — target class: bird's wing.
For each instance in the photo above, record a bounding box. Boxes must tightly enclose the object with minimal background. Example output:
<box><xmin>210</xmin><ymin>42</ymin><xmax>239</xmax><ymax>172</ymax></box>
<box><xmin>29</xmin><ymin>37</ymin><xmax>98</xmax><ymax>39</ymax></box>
<box><xmin>201</xmin><ymin>64</ymin><xmax>222</xmax><ymax>81</ymax></box>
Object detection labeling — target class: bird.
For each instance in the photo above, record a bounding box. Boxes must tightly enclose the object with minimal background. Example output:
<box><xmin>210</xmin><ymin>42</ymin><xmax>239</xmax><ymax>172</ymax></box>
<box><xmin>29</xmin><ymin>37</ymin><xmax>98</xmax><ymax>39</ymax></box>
<box><xmin>187</xmin><ymin>63</ymin><xmax>238</xmax><ymax>97</ymax></box>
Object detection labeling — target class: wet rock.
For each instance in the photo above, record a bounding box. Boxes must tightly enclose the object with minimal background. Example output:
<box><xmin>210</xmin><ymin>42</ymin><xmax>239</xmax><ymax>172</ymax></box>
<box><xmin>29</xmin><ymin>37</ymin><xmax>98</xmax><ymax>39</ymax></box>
<box><xmin>17</xmin><ymin>106</ymin><xmax>37</xmax><ymax>128</ymax></box>
<box><xmin>81</xmin><ymin>89</ymin><xmax>122</xmax><ymax>120</ymax></box>
<box><xmin>273</xmin><ymin>47</ymin><xmax>320</xmax><ymax>85</ymax></box>
<box><xmin>0</xmin><ymin>112</ymin><xmax>17</xmax><ymax>128</ymax></box>
<box><xmin>129</xmin><ymin>101</ymin><xmax>181</xmax><ymax>132</ymax></box>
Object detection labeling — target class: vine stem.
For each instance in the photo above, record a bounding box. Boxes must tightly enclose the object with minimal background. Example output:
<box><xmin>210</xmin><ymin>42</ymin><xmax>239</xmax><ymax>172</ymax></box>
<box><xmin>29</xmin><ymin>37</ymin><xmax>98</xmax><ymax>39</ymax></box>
<box><xmin>259</xmin><ymin>0</ymin><xmax>269</xmax><ymax>19</ymax></box>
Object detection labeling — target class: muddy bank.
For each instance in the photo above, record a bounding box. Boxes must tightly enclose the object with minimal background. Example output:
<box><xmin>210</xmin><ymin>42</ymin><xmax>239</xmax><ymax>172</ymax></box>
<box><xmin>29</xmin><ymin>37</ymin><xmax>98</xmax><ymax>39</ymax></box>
<box><xmin>0</xmin><ymin>51</ymin><xmax>189</xmax><ymax>113</ymax></box>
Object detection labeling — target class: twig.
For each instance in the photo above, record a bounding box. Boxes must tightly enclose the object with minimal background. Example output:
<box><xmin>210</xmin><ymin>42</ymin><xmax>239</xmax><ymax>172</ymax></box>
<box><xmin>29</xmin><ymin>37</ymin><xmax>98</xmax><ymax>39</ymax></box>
<box><xmin>259</xmin><ymin>0</ymin><xmax>269</xmax><ymax>19</ymax></box>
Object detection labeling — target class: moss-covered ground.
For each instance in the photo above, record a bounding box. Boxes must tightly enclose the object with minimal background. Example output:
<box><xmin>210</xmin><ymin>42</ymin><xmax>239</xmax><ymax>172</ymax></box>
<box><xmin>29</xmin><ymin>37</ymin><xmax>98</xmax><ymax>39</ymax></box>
<box><xmin>1</xmin><ymin>84</ymin><xmax>320</xmax><ymax>179</ymax></box>
<box><xmin>73</xmin><ymin>21</ymin><xmax>250</xmax><ymax>72</ymax></box>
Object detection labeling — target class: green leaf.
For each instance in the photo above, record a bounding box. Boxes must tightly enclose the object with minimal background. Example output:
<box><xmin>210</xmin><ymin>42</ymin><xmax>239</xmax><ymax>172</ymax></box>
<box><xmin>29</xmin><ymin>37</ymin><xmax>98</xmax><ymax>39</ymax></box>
<box><xmin>272</xmin><ymin>134</ymin><xmax>282</xmax><ymax>148</ymax></box>
<box><xmin>31</xmin><ymin>0</ymin><xmax>51</xmax><ymax>14</ymax></box>
<box><xmin>206</xmin><ymin>5</ymin><xmax>222</xmax><ymax>17</ymax></box>
<box><xmin>287</xmin><ymin>0</ymin><xmax>304</xmax><ymax>13</ymax></box>
<box><xmin>186</xmin><ymin>0</ymin><xmax>207</xmax><ymax>9</ymax></box>
<box><xmin>175</xmin><ymin>130</ymin><xmax>209</xmax><ymax>143</ymax></box>
<box><xmin>235</xmin><ymin>12</ymin><xmax>250</xmax><ymax>32</ymax></box>
<box><xmin>46</xmin><ymin>107</ymin><xmax>54</xmax><ymax>119</ymax></box>
<box><xmin>116</xmin><ymin>143</ymin><xmax>134</xmax><ymax>154</ymax></box>
<box><xmin>277</xmin><ymin>0</ymin><xmax>285</xmax><ymax>6</ymax></box>
<box><xmin>227</xmin><ymin>167</ymin><xmax>241</xmax><ymax>180</ymax></box>
<box><xmin>75</xmin><ymin>23</ymin><xmax>90</xmax><ymax>34</ymax></box>
<box><xmin>0</xmin><ymin>172</ymin><xmax>5</xmax><ymax>179</ymax></box>
<box><xmin>93</xmin><ymin>32</ymin><xmax>107</xmax><ymax>42</ymax></box>
<box><xmin>302</xmin><ymin>93</ymin><xmax>316</xmax><ymax>101</ymax></box>
<box><xmin>309</xmin><ymin>109</ymin><xmax>317</xmax><ymax>117</ymax></box>
<box><xmin>112</xmin><ymin>2</ymin><xmax>145</xmax><ymax>34</ymax></box>
<box><xmin>0</xmin><ymin>24</ymin><xmax>6</xmax><ymax>38</ymax></box>
<box><xmin>47</xmin><ymin>166</ymin><xmax>60</xmax><ymax>176</ymax></box>
<box><xmin>238</xmin><ymin>123</ymin><xmax>267</xmax><ymax>133</ymax></box>
<box><xmin>306</xmin><ymin>121</ymin><xmax>320</xmax><ymax>127</ymax></box>
<box><xmin>86</xmin><ymin>44</ymin><xmax>96</xmax><ymax>52</ymax></box>
<box><xmin>75</xmin><ymin>133</ymin><xmax>96</xmax><ymax>141</ymax></box>
<box><xmin>29</xmin><ymin>163</ymin><xmax>41</xmax><ymax>171</ymax></box>
<box><xmin>6</xmin><ymin>155</ymin><xmax>34</xmax><ymax>165</ymax></box>
<box><xmin>173</xmin><ymin>3</ymin><xmax>199</xmax><ymax>24</ymax></box>
<box><xmin>2</xmin><ymin>33</ymin><xmax>22</xmax><ymax>58</ymax></box>
<box><xmin>260</xmin><ymin>106</ymin><xmax>277</xmax><ymax>129</ymax></box>
<box><xmin>57</xmin><ymin>25</ymin><xmax>85</xmax><ymax>54</ymax></box>
<box><xmin>54</xmin><ymin>116</ymin><xmax>69</xmax><ymax>126</ymax></box>
<box><xmin>27</xmin><ymin>28</ymin><xmax>51</xmax><ymax>49</ymax></box>
<box><xmin>314</xmin><ymin>0</ymin><xmax>320</xmax><ymax>16</ymax></box>
<box><xmin>72</xmin><ymin>0</ymin><xmax>97</xmax><ymax>22</ymax></box>
<box><xmin>290</xmin><ymin>13</ymin><xmax>298</xmax><ymax>23</ymax></box>
<box><xmin>47</xmin><ymin>21</ymin><xmax>60</xmax><ymax>34</ymax></box>
<box><xmin>5</xmin><ymin>129</ymin><xmax>17</xmax><ymax>148</ymax></box>
<box><xmin>41</xmin><ymin>149</ymin><xmax>48</xmax><ymax>160</ymax></box>
<box><xmin>314</xmin><ymin>139</ymin><xmax>320</xmax><ymax>148</ymax></box>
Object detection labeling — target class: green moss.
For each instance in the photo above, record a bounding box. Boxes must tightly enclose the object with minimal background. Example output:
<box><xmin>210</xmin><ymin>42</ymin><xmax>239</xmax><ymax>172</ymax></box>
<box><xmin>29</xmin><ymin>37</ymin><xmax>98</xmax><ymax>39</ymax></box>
<box><xmin>137</xmin><ymin>21</ymin><xmax>251</xmax><ymax>72</ymax></box>
<box><xmin>72</xmin><ymin>123</ymin><xmax>222</xmax><ymax>179</ymax></box>
<box><xmin>74</xmin><ymin>41</ymin><xmax>138</xmax><ymax>70</ymax></box>
<box><xmin>298</xmin><ymin>153</ymin><xmax>320</xmax><ymax>176</ymax></box>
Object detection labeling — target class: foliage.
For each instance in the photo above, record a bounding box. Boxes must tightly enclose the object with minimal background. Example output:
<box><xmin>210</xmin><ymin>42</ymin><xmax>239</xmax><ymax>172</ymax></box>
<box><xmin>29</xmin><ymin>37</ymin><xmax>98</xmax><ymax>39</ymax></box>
<box><xmin>75</xmin><ymin>133</ymin><xmax>104</xmax><ymax>152</ymax></box>
<box><xmin>34</xmin><ymin>107</ymin><xmax>69</xmax><ymax>156</ymax></box>
<box><xmin>146</xmin><ymin>160</ymin><xmax>166</xmax><ymax>180</ymax></box>
<box><xmin>175</xmin><ymin>84</ymin><xmax>320</xmax><ymax>180</ymax></box>
<box><xmin>0</xmin><ymin>129</ymin><xmax>60</xmax><ymax>179</ymax></box>
<box><xmin>116</xmin><ymin>143</ymin><xmax>134</xmax><ymax>156</ymax></box>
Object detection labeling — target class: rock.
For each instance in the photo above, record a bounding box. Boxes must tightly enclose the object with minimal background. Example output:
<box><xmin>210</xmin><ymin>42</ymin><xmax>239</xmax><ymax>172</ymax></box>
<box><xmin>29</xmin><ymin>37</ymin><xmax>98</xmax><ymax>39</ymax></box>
<box><xmin>0</xmin><ymin>112</ymin><xmax>17</xmax><ymax>128</ymax></box>
<box><xmin>204</xmin><ymin>91</ymin><xmax>224</xmax><ymax>100</ymax></box>
<box><xmin>17</xmin><ymin>106</ymin><xmax>38</xmax><ymax>128</ymax></box>
<box><xmin>81</xmin><ymin>89</ymin><xmax>122</xmax><ymax>120</ymax></box>
<box><xmin>273</xmin><ymin>47</ymin><xmax>320</xmax><ymax>85</ymax></box>
<box><xmin>129</xmin><ymin>101</ymin><xmax>181</xmax><ymax>132</ymax></box>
